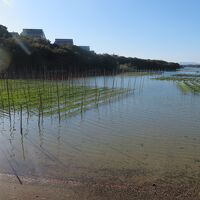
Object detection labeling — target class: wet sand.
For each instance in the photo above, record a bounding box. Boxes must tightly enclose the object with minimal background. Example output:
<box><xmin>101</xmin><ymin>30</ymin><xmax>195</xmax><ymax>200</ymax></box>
<box><xmin>1</xmin><ymin>173</ymin><xmax>200</xmax><ymax>200</ymax></box>
<box><xmin>0</xmin><ymin>174</ymin><xmax>74</xmax><ymax>200</ymax></box>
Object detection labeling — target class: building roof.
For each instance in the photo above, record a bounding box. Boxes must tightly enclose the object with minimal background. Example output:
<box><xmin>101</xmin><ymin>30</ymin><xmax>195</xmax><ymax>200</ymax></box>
<box><xmin>9</xmin><ymin>32</ymin><xmax>19</xmax><ymax>37</ymax></box>
<box><xmin>21</xmin><ymin>29</ymin><xmax>46</xmax><ymax>39</ymax></box>
<box><xmin>54</xmin><ymin>39</ymin><xmax>74</xmax><ymax>45</ymax></box>
<box><xmin>55</xmin><ymin>39</ymin><xmax>73</xmax><ymax>41</ymax></box>
<box><xmin>79</xmin><ymin>46</ymin><xmax>90</xmax><ymax>51</ymax></box>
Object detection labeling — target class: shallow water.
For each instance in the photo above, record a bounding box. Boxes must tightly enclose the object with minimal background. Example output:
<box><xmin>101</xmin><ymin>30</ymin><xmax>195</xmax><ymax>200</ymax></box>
<box><xmin>0</xmin><ymin>67</ymin><xmax>200</xmax><ymax>183</ymax></box>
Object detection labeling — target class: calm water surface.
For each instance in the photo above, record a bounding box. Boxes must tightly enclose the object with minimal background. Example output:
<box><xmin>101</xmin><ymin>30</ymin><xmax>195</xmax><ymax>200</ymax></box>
<box><xmin>0</xmin><ymin>67</ymin><xmax>200</xmax><ymax>182</ymax></box>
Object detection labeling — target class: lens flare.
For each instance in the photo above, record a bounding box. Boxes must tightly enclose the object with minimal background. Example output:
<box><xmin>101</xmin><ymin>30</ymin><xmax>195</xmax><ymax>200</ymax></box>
<box><xmin>14</xmin><ymin>37</ymin><xmax>31</xmax><ymax>55</ymax></box>
<box><xmin>1</xmin><ymin>0</ymin><xmax>13</xmax><ymax>6</ymax></box>
<box><xmin>0</xmin><ymin>48</ymin><xmax>11</xmax><ymax>72</ymax></box>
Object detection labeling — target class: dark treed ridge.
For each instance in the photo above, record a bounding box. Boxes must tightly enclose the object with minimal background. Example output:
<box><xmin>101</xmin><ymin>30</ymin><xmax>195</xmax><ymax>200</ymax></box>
<box><xmin>0</xmin><ymin>24</ymin><xmax>180</xmax><ymax>77</ymax></box>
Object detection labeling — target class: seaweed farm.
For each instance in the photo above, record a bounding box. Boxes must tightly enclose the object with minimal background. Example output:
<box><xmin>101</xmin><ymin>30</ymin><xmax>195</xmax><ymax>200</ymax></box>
<box><xmin>1</xmin><ymin>68</ymin><xmax>200</xmax><ymax>199</ymax></box>
<box><xmin>0</xmin><ymin>76</ymin><xmax>132</xmax><ymax>121</ymax></box>
<box><xmin>153</xmin><ymin>73</ymin><xmax>200</xmax><ymax>94</ymax></box>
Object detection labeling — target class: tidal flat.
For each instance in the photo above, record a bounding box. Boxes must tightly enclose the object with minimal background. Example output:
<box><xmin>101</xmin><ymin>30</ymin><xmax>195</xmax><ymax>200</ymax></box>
<box><xmin>0</xmin><ymin>69</ymin><xmax>200</xmax><ymax>199</ymax></box>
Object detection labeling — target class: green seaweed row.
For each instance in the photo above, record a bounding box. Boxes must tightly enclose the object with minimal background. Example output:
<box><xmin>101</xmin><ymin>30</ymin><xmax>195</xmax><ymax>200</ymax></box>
<box><xmin>153</xmin><ymin>75</ymin><xmax>200</xmax><ymax>94</ymax></box>
<box><xmin>0</xmin><ymin>79</ymin><xmax>132</xmax><ymax>118</ymax></box>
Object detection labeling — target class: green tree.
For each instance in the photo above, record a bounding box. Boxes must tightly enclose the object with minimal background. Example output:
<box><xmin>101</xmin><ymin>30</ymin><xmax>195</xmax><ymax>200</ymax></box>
<box><xmin>0</xmin><ymin>25</ymin><xmax>11</xmax><ymax>38</ymax></box>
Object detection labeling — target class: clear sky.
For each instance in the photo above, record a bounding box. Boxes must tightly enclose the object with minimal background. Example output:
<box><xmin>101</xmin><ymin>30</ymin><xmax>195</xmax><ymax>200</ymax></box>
<box><xmin>0</xmin><ymin>0</ymin><xmax>200</xmax><ymax>63</ymax></box>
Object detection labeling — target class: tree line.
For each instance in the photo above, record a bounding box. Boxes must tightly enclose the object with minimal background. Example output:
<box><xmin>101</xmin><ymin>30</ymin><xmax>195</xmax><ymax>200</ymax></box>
<box><xmin>0</xmin><ymin>24</ymin><xmax>180</xmax><ymax>77</ymax></box>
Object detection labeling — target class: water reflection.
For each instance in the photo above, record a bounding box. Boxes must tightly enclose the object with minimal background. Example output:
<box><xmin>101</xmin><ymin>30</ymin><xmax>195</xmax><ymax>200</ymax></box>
<box><xmin>0</xmin><ymin>69</ymin><xmax>200</xmax><ymax>184</ymax></box>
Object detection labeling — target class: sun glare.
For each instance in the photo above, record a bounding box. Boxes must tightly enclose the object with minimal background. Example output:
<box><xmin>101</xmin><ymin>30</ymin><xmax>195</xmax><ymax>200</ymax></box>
<box><xmin>1</xmin><ymin>0</ymin><xmax>12</xmax><ymax>6</ymax></box>
<box><xmin>0</xmin><ymin>48</ymin><xmax>11</xmax><ymax>72</ymax></box>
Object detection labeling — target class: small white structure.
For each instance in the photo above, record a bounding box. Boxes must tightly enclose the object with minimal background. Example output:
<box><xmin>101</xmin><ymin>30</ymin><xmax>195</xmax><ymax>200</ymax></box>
<box><xmin>21</xmin><ymin>29</ymin><xmax>46</xmax><ymax>39</ymax></box>
<box><xmin>54</xmin><ymin>39</ymin><xmax>74</xmax><ymax>46</ymax></box>
<box><xmin>9</xmin><ymin>32</ymin><xmax>19</xmax><ymax>37</ymax></box>
<box><xmin>79</xmin><ymin>46</ymin><xmax>90</xmax><ymax>51</ymax></box>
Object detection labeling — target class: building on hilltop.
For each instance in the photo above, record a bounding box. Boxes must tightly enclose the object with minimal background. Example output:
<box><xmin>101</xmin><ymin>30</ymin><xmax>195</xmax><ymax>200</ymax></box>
<box><xmin>54</xmin><ymin>39</ymin><xmax>74</xmax><ymax>46</ymax></box>
<box><xmin>21</xmin><ymin>29</ymin><xmax>46</xmax><ymax>39</ymax></box>
<box><xmin>9</xmin><ymin>32</ymin><xmax>19</xmax><ymax>37</ymax></box>
<box><xmin>79</xmin><ymin>46</ymin><xmax>90</xmax><ymax>51</ymax></box>
<box><xmin>90</xmin><ymin>50</ymin><xmax>95</xmax><ymax>54</ymax></box>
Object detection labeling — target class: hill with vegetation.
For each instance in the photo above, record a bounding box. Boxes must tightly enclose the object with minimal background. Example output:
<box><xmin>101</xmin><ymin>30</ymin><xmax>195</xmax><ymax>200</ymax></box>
<box><xmin>0</xmin><ymin>24</ymin><xmax>180</xmax><ymax>76</ymax></box>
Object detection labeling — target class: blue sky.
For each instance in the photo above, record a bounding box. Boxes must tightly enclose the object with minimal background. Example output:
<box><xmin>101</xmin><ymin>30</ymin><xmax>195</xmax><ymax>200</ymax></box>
<box><xmin>0</xmin><ymin>0</ymin><xmax>200</xmax><ymax>63</ymax></box>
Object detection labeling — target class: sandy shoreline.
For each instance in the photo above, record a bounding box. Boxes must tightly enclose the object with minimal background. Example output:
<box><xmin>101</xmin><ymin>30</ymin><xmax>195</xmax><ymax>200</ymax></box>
<box><xmin>0</xmin><ymin>173</ymin><xmax>77</xmax><ymax>200</ymax></box>
<box><xmin>1</xmin><ymin>172</ymin><xmax>200</xmax><ymax>200</ymax></box>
